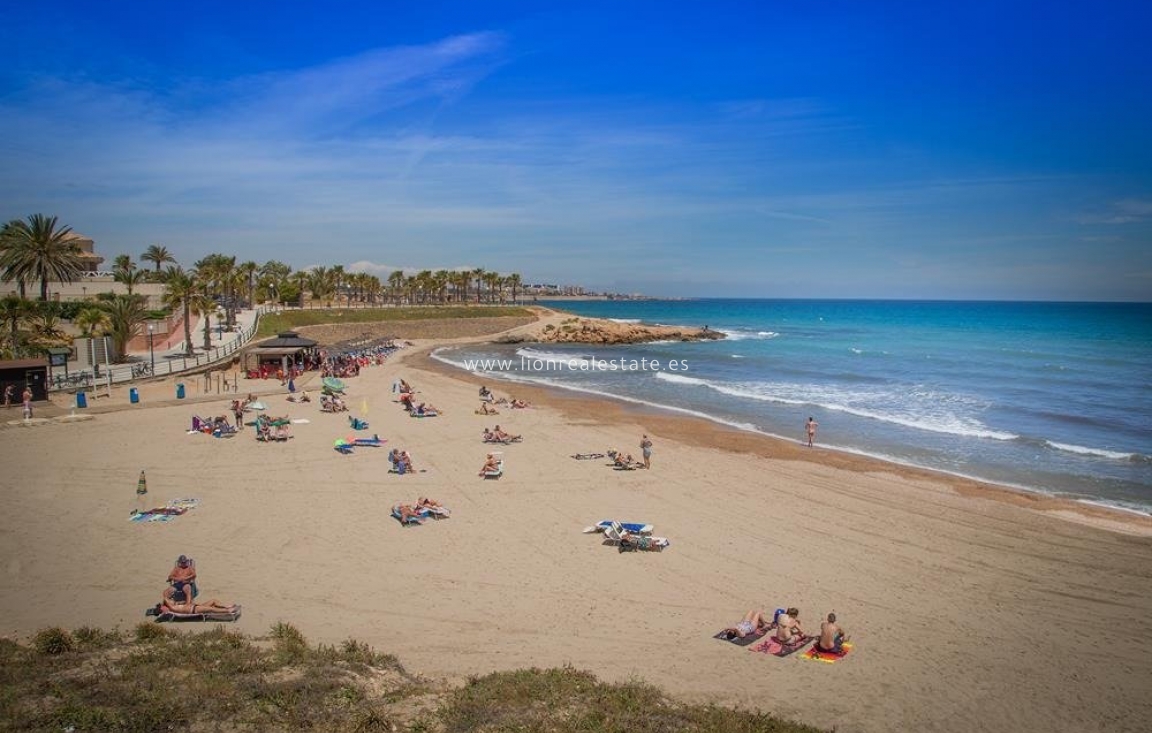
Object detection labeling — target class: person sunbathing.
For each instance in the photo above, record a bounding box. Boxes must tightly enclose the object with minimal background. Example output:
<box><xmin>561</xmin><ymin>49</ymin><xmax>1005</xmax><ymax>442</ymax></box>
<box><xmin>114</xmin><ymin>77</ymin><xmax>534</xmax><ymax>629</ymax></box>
<box><xmin>393</xmin><ymin>450</ymin><xmax>414</xmax><ymax>473</ymax></box>
<box><xmin>414</xmin><ymin>402</ymin><xmax>439</xmax><ymax>416</ymax></box>
<box><xmin>816</xmin><ymin>612</ymin><xmax>849</xmax><ymax>653</ymax></box>
<box><xmin>482</xmin><ymin>428</ymin><xmax>497</xmax><ymax>442</ymax></box>
<box><xmin>724</xmin><ymin>609</ymin><xmax>773</xmax><ymax>638</ymax></box>
<box><xmin>417</xmin><ymin>497</ymin><xmax>450</xmax><ymax>516</ymax></box>
<box><xmin>479</xmin><ymin>454</ymin><xmax>501</xmax><ymax>476</ymax></box>
<box><xmin>613</xmin><ymin>452</ymin><xmax>638</xmax><ymax>468</ymax></box>
<box><xmin>393</xmin><ymin>503</ymin><xmax>425</xmax><ymax>522</ymax></box>
<box><xmin>775</xmin><ymin>607</ymin><xmax>805</xmax><ymax>644</ymax></box>
<box><xmin>510</xmin><ymin>398</ymin><xmax>529</xmax><ymax>409</ymax></box>
<box><xmin>162</xmin><ymin>585</ymin><xmax>236</xmax><ymax>615</ymax></box>
<box><xmin>492</xmin><ymin>425</ymin><xmax>521</xmax><ymax>442</ymax></box>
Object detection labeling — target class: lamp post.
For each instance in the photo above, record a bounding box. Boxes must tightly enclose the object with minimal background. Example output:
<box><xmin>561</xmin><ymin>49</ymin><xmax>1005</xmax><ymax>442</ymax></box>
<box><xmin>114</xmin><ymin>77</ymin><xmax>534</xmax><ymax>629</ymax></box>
<box><xmin>147</xmin><ymin>324</ymin><xmax>155</xmax><ymax>376</ymax></box>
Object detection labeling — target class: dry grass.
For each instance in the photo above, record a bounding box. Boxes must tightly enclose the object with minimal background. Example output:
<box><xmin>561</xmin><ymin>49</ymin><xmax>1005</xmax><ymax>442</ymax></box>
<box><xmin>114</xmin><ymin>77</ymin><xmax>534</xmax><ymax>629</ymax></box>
<box><xmin>0</xmin><ymin>624</ymin><xmax>824</xmax><ymax>733</ymax></box>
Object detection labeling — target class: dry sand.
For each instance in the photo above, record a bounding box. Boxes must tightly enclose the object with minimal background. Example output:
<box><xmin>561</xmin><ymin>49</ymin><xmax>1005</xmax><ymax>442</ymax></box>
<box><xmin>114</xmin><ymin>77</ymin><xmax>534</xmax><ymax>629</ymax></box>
<box><xmin>1</xmin><ymin>332</ymin><xmax>1150</xmax><ymax>733</ymax></box>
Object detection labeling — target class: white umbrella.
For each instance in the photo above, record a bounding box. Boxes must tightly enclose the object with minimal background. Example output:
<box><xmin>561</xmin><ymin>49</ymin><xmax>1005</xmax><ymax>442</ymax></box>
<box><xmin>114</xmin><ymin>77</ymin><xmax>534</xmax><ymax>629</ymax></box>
<box><xmin>247</xmin><ymin>400</ymin><xmax>268</xmax><ymax>411</ymax></box>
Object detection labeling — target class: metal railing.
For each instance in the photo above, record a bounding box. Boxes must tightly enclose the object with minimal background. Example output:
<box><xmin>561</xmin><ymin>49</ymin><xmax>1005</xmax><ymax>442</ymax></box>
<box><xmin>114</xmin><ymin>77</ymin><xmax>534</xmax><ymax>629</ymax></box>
<box><xmin>50</xmin><ymin>307</ymin><xmax>270</xmax><ymax>392</ymax></box>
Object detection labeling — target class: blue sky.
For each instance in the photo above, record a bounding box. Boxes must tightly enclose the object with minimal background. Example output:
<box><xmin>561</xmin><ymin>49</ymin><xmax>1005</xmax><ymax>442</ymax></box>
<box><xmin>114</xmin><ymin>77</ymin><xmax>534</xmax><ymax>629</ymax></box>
<box><xmin>1</xmin><ymin>0</ymin><xmax>1149</xmax><ymax>300</ymax></box>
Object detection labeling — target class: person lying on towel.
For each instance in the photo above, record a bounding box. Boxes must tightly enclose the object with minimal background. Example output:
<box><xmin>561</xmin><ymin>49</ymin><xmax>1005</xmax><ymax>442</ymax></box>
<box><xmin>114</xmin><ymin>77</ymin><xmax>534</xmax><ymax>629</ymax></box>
<box><xmin>724</xmin><ymin>609</ymin><xmax>774</xmax><ymax>638</ymax></box>
<box><xmin>816</xmin><ymin>612</ymin><xmax>849</xmax><ymax>654</ymax></box>
<box><xmin>394</xmin><ymin>503</ymin><xmax>425</xmax><ymax>523</ymax></box>
<box><xmin>161</xmin><ymin>585</ymin><xmax>237</xmax><ymax>615</ymax></box>
<box><xmin>493</xmin><ymin>425</ymin><xmax>520</xmax><ymax>442</ymax></box>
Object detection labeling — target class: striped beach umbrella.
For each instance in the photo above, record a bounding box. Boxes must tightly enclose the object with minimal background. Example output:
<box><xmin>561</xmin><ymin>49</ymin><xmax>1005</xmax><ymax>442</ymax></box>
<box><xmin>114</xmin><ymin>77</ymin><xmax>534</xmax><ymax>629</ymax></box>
<box><xmin>137</xmin><ymin>470</ymin><xmax>148</xmax><ymax>496</ymax></box>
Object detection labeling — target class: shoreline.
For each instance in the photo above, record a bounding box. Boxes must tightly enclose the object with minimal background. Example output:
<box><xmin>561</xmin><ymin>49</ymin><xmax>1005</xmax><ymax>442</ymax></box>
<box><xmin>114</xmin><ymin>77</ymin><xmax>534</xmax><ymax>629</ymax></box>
<box><xmin>418</xmin><ymin>339</ymin><xmax>1152</xmax><ymax>538</ymax></box>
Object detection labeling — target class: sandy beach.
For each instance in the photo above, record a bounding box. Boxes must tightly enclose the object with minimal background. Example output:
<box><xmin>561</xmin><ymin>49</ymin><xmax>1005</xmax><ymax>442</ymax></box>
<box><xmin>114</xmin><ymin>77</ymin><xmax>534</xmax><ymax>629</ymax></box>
<box><xmin>1</xmin><ymin>323</ymin><xmax>1150</xmax><ymax>733</ymax></box>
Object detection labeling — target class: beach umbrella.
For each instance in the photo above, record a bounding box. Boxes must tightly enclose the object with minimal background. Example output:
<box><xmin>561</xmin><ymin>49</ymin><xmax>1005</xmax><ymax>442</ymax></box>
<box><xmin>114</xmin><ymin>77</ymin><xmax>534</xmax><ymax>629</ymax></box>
<box><xmin>248</xmin><ymin>400</ymin><xmax>268</xmax><ymax>411</ymax></box>
<box><xmin>137</xmin><ymin>470</ymin><xmax>148</xmax><ymax>496</ymax></box>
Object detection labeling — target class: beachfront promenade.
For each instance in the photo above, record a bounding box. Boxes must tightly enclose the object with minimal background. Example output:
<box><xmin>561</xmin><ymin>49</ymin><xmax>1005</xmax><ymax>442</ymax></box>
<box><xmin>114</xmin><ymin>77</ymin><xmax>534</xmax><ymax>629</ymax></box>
<box><xmin>50</xmin><ymin>307</ymin><xmax>268</xmax><ymax>393</ymax></box>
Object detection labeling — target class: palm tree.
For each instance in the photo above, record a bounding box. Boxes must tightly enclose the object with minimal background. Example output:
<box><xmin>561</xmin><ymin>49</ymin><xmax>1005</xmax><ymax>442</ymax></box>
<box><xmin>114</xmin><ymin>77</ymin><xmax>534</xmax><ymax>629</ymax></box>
<box><xmin>289</xmin><ymin>270</ymin><xmax>310</xmax><ymax>306</ymax></box>
<box><xmin>472</xmin><ymin>267</ymin><xmax>486</xmax><ymax>304</ymax></box>
<box><xmin>74</xmin><ymin>306</ymin><xmax>112</xmax><ymax>337</ymax></box>
<box><xmin>0</xmin><ymin>296</ymin><xmax>34</xmax><ymax>358</ymax></box>
<box><xmin>161</xmin><ymin>266</ymin><xmax>197</xmax><ymax>356</ymax></box>
<box><xmin>189</xmin><ymin>291</ymin><xmax>216</xmax><ymax>352</ymax></box>
<box><xmin>308</xmin><ymin>267</ymin><xmax>337</xmax><ymax>307</ymax></box>
<box><xmin>141</xmin><ymin>244</ymin><xmax>176</xmax><ymax>273</ymax></box>
<box><xmin>259</xmin><ymin>260</ymin><xmax>292</xmax><ymax>305</ymax></box>
<box><xmin>388</xmin><ymin>270</ymin><xmax>405</xmax><ymax>305</ymax></box>
<box><xmin>0</xmin><ymin>222</ymin><xmax>30</xmax><ymax>298</ymax></box>
<box><xmin>114</xmin><ymin>264</ymin><xmax>147</xmax><ymax>295</ymax></box>
<box><xmin>100</xmin><ymin>294</ymin><xmax>148</xmax><ymax>361</ymax></box>
<box><xmin>237</xmin><ymin>260</ymin><xmax>259</xmax><ymax>307</ymax></box>
<box><xmin>0</xmin><ymin>214</ymin><xmax>83</xmax><ymax>301</ymax></box>
<box><xmin>507</xmin><ymin>273</ymin><xmax>522</xmax><ymax>304</ymax></box>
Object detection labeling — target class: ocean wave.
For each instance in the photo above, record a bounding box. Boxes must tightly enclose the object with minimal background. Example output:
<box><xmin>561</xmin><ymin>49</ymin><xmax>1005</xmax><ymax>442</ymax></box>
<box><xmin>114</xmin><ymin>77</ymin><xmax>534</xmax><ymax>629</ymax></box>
<box><xmin>1073</xmin><ymin>498</ymin><xmax>1152</xmax><ymax>517</ymax></box>
<box><xmin>516</xmin><ymin>347</ymin><xmax>595</xmax><ymax>365</ymax></box>
<box><xmin>608</xmin><ymin>318</ymin><xmax>642</xmax><ymax>324</ymax></box>
<box><xmin>720</xmin><ymin>329</ymin><xmax>779</xmax><ymax>341</ymax></box>
<box><xmin>1045</xmin><ymin>441</ymin><xmax>1140</xmax><ymax>461</ymax></box>
<box><xmin>654</xmin><ymin>372</ymin><xmax>1017</xmax><ymax>441</ymax></box>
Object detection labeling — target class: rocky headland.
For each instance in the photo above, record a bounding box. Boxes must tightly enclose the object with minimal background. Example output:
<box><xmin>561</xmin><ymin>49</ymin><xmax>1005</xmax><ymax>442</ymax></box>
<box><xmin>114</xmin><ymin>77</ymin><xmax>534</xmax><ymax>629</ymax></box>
<box><xmin>498</xmin><ymin>315</ymin><xmax>725</xmax><ymax>345</ymax></box>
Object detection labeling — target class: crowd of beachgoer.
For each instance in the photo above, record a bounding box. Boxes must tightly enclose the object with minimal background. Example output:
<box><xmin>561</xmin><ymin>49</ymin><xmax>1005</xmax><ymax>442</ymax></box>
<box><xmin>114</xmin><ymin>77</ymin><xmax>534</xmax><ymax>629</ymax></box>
<box><xmin>721</xmin><ymin>606</ymin><xmax>849</xmax><ymax>654</ymax></box>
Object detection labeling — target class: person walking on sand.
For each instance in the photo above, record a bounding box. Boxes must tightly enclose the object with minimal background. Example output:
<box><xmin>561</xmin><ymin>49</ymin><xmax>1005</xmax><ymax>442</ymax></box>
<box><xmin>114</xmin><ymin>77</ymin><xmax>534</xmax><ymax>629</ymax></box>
<box><xmin>806</xmin><ymin>417</ymin><xmax>818</xmax><ymax>448</ymax></box>
<box><xmin>640</xmin><ymin>434</ymin><xmax>653</xmax><ymax>469</ymax></box>
<box><xmin>3</xmin><ymin>384</ymin><xmax>14</xmax><ymax>408</ymax></box>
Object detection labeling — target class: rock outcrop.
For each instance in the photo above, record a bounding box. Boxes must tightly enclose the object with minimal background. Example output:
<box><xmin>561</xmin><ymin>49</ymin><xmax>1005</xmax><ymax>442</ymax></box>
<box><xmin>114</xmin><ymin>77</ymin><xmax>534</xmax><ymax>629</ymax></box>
<box><xmin>499</xmin><ymin>317</ymin><xmax>725</xmax><ymax>345</ymax></box>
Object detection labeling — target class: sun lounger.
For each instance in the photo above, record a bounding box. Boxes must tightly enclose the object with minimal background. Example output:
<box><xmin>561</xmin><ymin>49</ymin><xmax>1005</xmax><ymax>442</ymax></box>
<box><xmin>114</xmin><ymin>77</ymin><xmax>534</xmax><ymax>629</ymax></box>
<box><xmin>353</xmin><ymin>434</ymin><xmax>386</xmax><ymax>447</ymax></box>
<box><xmin>582</xmin><ymin>520</ymin><xmax>653</xmax><ymax>534</ymax></box>
<box><xmin>482</xmin><ymin>460</ymin><xmax>504</xmax><ymax>479</ymax></box>
<box><xmin>602</xmin><ymin>522</ymin><xmax>670</xmax><ymax>551</ymax></box>
<box><xmin>392</xmin><ymin>505</ymin><xmax>426</xmax><ymax>526</ymax></box>
<box><xmin>146</xmin><ymin>603</ymin><xmax>242</xmax><ymax>623</ymax></box>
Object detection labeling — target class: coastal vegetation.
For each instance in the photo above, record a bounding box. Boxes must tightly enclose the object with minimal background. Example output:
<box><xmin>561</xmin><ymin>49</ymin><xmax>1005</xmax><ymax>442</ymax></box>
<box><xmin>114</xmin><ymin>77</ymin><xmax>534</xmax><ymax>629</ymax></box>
<box><xmin>257</xmin><ymin>306</ymin><xmax>534</xmax><ymax>338</ymax></box>
<box><xmin>0</xmin><ymin>212</ymin><xmax>528</xmax><ymax>360</ymax></box>
<box><xmin>1</xmin><ymin>624</ymin><xmax>821</xmax><ymax>732</ymax></box>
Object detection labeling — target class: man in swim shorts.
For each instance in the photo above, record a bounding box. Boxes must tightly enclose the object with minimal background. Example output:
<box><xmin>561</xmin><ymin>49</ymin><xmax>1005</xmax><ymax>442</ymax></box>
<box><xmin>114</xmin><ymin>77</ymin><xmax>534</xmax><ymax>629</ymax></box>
<box><xmin>817</xmin><ymin>612</ymin><xmax>849</xmax><ymax>653</ymax></box>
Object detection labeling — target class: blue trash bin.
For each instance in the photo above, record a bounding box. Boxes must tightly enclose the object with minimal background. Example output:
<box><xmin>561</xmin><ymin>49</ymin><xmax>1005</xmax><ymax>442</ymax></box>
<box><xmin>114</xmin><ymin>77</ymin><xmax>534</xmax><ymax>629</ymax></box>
<box><xmin>129</xmin><ymin>387</ymin><xmax>139</xmax><ymax>404</ymax></box>
<box><xmin>176</xmin><ymin>383</ymin><xmax>186</xmax><ymax>399</ymax></box>
<box><xmin>76</xmin><ymin>391</ymin><xmax>88</xmax><ymax>409</ymax></box>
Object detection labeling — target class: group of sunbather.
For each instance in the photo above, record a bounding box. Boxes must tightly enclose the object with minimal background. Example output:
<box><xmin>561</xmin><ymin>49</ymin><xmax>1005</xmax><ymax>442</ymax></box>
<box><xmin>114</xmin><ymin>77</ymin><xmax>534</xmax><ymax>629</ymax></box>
<box><xmin>724</xmin><ymin>606</ymin><xmax>849</xmax><ymax>653</ymax></box>
<box><xmin>388</xmin><ymin>448</ymin><xmax>416</xmax><ymax>474</ymax></box>
<box><xmin>606</xmin><ymin>449</ymin><xmax>645</xmax><ymax>469</ymax></box>
<box><xmin>478</xmin><ymin>385</ymin><xmax>529</xmax><ymax>409</ymax></box>
<box><xmin>159</xmin><ymin>554</ymin><xmax>236</xmax><ymax>616</ymax></box>
<box><xmin>393</xmin><ymin>497</ymin><xmax>450</xmax><ymax>522</ymax></box>
<box><xmin>321</xmin><ymin>393</ymin><xmax>348</xmax><ymax>412</ymax></box>
<box><xmin>482</xmin><ymin>425</ymin><xmax>522</xmax><ymax>444</ymax></box>
<box><xmin>192</xmin><ymin>414</ymin><xmax>236</xmax><ymax>436</ymax></box>
<box><xmin>253</xmin><ymin>413</ymin><xmax>291</xmax><ymax>441</ymax></box>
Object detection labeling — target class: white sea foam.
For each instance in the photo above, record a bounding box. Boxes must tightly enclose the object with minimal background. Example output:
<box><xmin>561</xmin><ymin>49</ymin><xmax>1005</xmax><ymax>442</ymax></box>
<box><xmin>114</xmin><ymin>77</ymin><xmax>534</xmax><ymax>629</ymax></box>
<box><xmin>1045</xmin><ymin>441</ymin><xmax>1135</xmax><ymax>461</ymax></box>
<box><xmin>516</xmin><ymin>347</ymin><xmax>595</xmax><ymax>365</ymax></box>
<box><xmin>653</xmin><ymin>372</ymin><xmax>1018</xmax><ymax>441</ymax></box>
<box><xmin>608</xmin><ymin>318</ymin><xmax>642</xmax><ymax>324</ymax></box>
<box><xmin>1074</xmin><ymin>498</ymin><xmax>1152</xmax><ymax>517</ymax></box>
<box><xmin>721</xmin><ymin>329</ymin><xmax>780</xmax><ymax>341</ymax></box>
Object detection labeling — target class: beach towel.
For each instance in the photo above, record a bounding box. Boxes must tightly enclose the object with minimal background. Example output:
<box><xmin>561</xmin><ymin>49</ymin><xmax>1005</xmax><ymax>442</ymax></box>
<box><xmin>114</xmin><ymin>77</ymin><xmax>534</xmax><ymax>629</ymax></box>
<box><xmin>334</xmin><ymin>439</ymin><xmax>354</xmax><ymax>454</ymax></box>
<box><xmin>802</xmin><ymin>642</ymin><xmax>854</xmax><ymax>663</ymax></box>
<box><xmin>751</xmin><ymin>635</ymin><xmax>814</xmax><ymax>658</ymax></box>
<box><xmin>392</xmin><ymin>506</ymin><xmax>426</xmax><ymax>525</ymax></box>
<box><xmin>714</xmin><ymin>628</ymin><xmax>771</xmax><ymax>646</ymax></box>
<box><xmin>147</xmin><ymin>603</ymin><xmax>242</xmax><ymax>623</ymax></box>
<box><xmin>571</xmin><ymin>453</ymin><xmax>606</xmax><ymax>460</ymax></box>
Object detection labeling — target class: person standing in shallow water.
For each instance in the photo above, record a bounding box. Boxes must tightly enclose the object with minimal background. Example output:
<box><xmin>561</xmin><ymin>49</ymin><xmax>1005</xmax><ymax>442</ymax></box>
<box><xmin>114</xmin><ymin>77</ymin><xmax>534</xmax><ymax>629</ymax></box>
<box><xmin>806</xmin><ymin>417</ymin><xmax>818</xmax><ymax>448</ymax></box>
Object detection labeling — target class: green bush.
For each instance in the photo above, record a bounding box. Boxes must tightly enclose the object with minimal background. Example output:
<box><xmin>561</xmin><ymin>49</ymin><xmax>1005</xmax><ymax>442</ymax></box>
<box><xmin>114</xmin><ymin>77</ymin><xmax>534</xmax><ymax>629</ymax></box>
<box><xmin>32</xmin><ymin>627</ymin><xmax>74</xmax><ymax>655</ymax></box>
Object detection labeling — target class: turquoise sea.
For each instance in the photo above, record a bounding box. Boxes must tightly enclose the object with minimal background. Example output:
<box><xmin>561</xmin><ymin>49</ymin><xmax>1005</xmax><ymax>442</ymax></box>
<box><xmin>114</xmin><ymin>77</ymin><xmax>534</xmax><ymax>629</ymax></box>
<box><xmin>435</xmin><ymin>300</ymin><xmax>1152</xmax><ymax>514</ymax></box>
